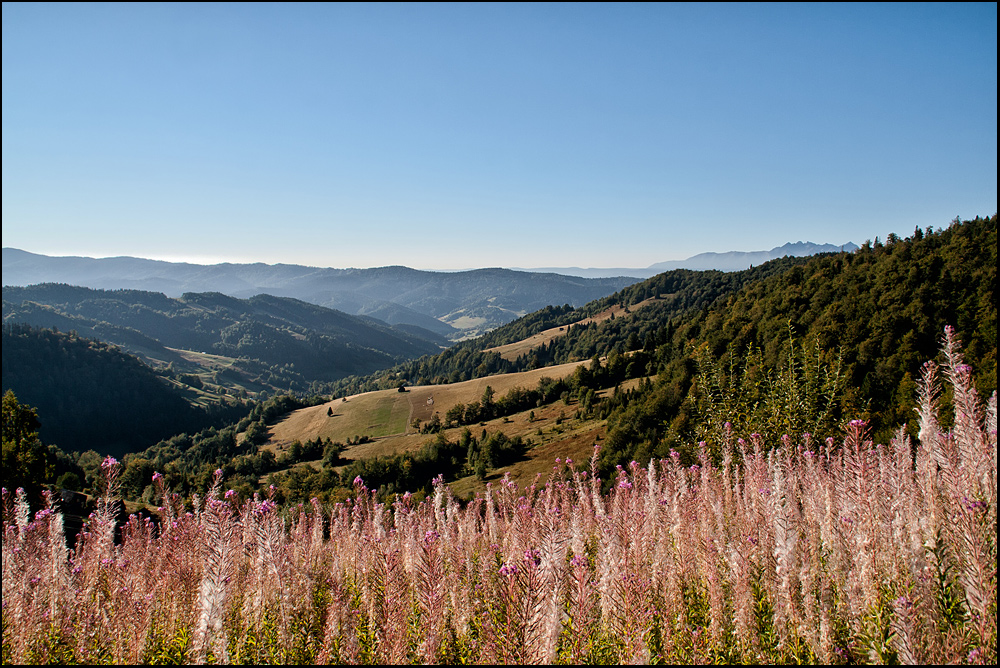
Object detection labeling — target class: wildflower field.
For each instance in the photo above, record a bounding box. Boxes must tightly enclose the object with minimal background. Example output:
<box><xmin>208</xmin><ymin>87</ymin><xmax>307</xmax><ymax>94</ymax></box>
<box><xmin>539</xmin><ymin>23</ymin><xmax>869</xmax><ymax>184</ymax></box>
<box><xmin>2</xmin><ymin>333</ymin><xmax>996</xmax><ymax>664</ymax></box>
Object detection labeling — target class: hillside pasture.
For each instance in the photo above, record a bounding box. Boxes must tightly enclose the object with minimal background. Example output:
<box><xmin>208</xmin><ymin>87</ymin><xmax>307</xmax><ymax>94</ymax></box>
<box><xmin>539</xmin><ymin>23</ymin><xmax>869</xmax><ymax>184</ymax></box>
<box><xmin>483</xmin><ymin>295</ymin><xmax>665</xmax><ymax>361</ymax></box>
<box><xmin>166</xmin><ymin>347</ymin><xmax>238</xmax><ymax>370</ymax></box>
<box><xmin>265</xmin><ymin>360</ymin><xmax>591</xmax><ymax>453</ymax></box>
<box><xmin>337</xmin><ymin>381</ymin><xmax>607</xmax><ymax>493</ymax></box>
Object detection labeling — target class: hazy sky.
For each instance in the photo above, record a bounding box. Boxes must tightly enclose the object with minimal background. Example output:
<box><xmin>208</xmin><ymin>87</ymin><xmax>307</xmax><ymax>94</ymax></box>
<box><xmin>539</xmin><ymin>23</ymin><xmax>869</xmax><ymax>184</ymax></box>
<box><xmin>2</xmin><ymin>3</ymin><xmax>996</xmax><ymax>270</ymax></box>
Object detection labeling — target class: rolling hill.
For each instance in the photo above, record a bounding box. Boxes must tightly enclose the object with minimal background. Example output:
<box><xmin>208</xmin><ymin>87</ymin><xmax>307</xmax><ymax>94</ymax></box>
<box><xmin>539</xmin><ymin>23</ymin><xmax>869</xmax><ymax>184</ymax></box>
<box><xmin>1</xmin><ymin>249</ymin><xmax>641</xmax><ymax>337</ymax></box>
<box><xmin>2</xmin><ymin>285</ymin><xmax>443</xmax><ymax>396</ymax></box>
<box><xmin>5</xmin><ymin>215</ymin><xmax>993</xmax><ymax>505</ymax></box>
<box><xmin>247</xmin><ymin>215</ymin><xmax>995</xmax><ymax>499</ymax></box>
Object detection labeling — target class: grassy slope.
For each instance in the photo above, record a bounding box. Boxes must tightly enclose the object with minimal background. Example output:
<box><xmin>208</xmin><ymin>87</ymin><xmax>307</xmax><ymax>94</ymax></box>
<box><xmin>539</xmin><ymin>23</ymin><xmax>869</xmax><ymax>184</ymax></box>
<box><xmin>263</xmin><ymin>361</ymin><xmax>647</xmax><ymax>496</ymax></box>
<box><xmin>482</xmin><ymin>296</ymin><xmax>661</xmax><ymax>361</ymax></box>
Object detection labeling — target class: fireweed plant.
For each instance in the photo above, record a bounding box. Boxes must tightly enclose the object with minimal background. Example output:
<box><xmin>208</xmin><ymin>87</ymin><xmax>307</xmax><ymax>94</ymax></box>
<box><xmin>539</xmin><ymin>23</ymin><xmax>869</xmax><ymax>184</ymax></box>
<box><xmin>2</xmin><ymin>329</ymin><xmax>996</xmax><ymax>664</ymax></box>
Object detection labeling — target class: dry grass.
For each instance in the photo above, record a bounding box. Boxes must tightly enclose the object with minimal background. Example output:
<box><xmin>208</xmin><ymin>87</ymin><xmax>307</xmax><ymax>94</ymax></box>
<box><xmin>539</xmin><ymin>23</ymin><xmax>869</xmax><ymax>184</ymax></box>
<box><xmin>441</xmin><ymin>314</ymin><xmax>490</xmax><ymax>330</ymax></box>
<box><xmin>449</xmin><ymin>417</ymin><xmax>606</xmax><ymax>498</ymax></box>
<box><xmin>265</xmin><ymin>368</ymin><xmax>655</xmax><ymax>490</ymax></box>
<box><xmin>266</xmin><ymin>361</ymin><xmax>590</xmax><ymax>453</ymax></box>
<box><xmin>166</xmin><ymin>347</ymin><xmax>238</xmax><ymax>370</ymax></box>
<box><xmin>340</xmin><ymin>390</ymin><xmax>608</xmax><ymax>492</ymax></box>
<box><xmin>484</xmin><ymin>296</ymin><xmax>664</xmax><ymax>361</ymax></box>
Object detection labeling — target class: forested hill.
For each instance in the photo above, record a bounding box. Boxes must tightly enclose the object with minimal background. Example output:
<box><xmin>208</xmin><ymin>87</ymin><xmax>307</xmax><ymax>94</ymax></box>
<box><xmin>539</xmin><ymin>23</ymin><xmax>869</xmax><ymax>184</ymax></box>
<box><xmin>1</xmin><ymin>324</ymin><xmax>249</xmax><ymax>457</ymax></box>
<box><xmin>326</xmin><ymin>252</ymin><xmax>830</xmax><ymax>393</ymax></box>
<box><xmin>580</xmin><ymin>215</ymin><xmax>995</xmax><ymax>452</ymax></box>
<box><xmin>2</xmin><ymin>286</ymin><xmax>443</xmax><ymax>393</ymax></box>
<box><xmin>331</xmin><ymin>215</ymin><xmax>996</xmax><ymax>446</ymax></box>
<box><xmin>668</xmin><ymin>216</ymin><xmax>996</xmax><ymax>421</ymax></box>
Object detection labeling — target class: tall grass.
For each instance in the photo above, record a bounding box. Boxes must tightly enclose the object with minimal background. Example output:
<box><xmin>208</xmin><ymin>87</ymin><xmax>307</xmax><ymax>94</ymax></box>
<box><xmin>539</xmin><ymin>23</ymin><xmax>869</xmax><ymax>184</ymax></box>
<box><xmin>2</xmin><ymin>330</ymin><xmax>995</xmax><ymax>664</ymax></box>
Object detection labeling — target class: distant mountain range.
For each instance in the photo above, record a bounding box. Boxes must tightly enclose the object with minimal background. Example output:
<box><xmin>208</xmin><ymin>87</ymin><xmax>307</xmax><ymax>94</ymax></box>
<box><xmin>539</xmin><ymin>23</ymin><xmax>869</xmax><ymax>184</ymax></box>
<box><xmin>514</xmin><ymin>241</ymin><xmax>858</xmax><ymax>277</ymax></box>
<box><xmin>1</xmin><ymin>249</ymin><xmax>640</xmax><ymax>338</ymax></box>
<box><xmin>1</xmin><ymin>242</ymin><xmax>855</xmax><ymax>337</ymax></box>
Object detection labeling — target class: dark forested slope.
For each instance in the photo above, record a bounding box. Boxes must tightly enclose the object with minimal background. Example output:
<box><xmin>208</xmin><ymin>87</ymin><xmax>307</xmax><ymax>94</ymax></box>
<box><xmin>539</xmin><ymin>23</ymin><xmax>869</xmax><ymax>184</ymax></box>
<box><xmin>592</xmin><ymin>215</ymin><xmax>996</xmax><ymax>468</ymax></box>
<box><xmin>1</xmin><ymin>324</ymin><xmax>249</xmax><ymax>457</ymax></box>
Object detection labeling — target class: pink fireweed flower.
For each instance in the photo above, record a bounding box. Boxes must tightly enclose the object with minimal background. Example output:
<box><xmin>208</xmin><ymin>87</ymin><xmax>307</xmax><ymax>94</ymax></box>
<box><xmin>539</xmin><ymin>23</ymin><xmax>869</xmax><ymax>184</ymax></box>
<box><xmin>224</xmin><ymin>489</ymin><xmax>237</xmax><ymax>499</ymax></box>
<box><xmin>962</xmin><ymin>497</ymin><xmax>988</xmax><ymax>512</ymax></box>
<box><xmin>499</xmin><ymin>562</ymin><xmax>518</xmax><ymax>577</ymax></box>
<box><xmin>152</xmin><ymin>472</ymin><xmax>162</xmax><ymax>482</ymax></box>
<box><xmin>101</xmin><ymin>456</ymin><xmax>118</xmax><ymax>469</ymax></box>
<box><xmin>570</xmin><ymin>554</ymin><xmax>587</xmax><ymax>568</ymax></box>
<box><xmin>214</xmin><ymin>468</ymin><xmax>223</xmax><ymax>477</ymax></box>
<box><xmin>424</xmin><ymin>530</ymin><xmax>439</xmax><ymax>544</ymax></box>
<box><xmin>524</xmin><ymin>549</ymin><xmax>542</xmax><ymax>566</ymax></box>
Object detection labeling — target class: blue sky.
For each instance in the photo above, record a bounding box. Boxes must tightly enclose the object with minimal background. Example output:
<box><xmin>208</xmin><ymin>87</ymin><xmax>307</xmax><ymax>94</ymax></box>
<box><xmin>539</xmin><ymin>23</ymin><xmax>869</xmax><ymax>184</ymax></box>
<box><xmin>2</xmin><ymin>3</ymin><xmax>996</xmax><ymax>270</ymax></box>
